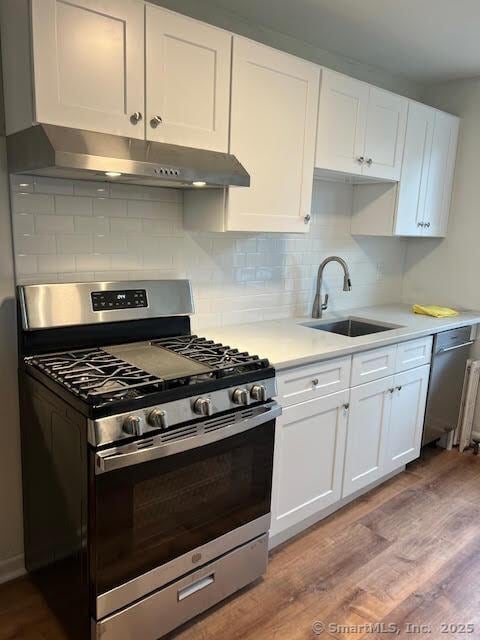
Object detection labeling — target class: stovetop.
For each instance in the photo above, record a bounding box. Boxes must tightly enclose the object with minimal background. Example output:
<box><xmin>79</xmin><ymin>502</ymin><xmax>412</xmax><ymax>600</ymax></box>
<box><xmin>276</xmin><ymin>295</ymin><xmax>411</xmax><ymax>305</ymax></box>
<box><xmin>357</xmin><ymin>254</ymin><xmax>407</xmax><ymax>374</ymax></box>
<box><xmin>25</xmin><ymin>335</ymin><xmax>273</xmax><ymax>417</ymax></box>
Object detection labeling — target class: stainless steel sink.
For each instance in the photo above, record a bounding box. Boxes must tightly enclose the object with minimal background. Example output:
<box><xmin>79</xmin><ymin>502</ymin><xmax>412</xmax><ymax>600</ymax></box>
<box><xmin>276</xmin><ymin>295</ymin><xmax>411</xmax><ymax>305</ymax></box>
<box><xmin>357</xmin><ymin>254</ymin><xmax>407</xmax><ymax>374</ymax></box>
<box><xmin>302</xmin><ymin>317</ymin><xmax>401</xmax><ymax>337</ymax></box>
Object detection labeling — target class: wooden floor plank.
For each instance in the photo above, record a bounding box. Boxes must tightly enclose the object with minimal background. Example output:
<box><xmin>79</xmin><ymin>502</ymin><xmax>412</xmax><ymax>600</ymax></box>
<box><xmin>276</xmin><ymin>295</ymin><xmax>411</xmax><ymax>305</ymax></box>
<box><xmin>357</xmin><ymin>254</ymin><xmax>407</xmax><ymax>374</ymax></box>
<box><xmin>2</xmin><ymin>449</ymin><xmax>480</xmax><ymax>640</ymax></box>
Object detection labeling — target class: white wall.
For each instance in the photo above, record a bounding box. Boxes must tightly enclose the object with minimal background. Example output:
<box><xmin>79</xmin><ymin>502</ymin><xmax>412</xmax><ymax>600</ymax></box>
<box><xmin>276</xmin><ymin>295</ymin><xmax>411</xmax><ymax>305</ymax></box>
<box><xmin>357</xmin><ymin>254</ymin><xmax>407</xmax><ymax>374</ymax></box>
<box><xmin>403</xmin><ymin>78</ymin><xmax>480</xmax><ymax>309</ymax></box>
<box><xmin>151</xmin><ymin>0</ymin><xmax>423</xmax><ymax>99</ymax></box>
<box><xmin>11</xmin><ymin>176</ymin><xmax>408</xmax><ymax>332</ymax></box>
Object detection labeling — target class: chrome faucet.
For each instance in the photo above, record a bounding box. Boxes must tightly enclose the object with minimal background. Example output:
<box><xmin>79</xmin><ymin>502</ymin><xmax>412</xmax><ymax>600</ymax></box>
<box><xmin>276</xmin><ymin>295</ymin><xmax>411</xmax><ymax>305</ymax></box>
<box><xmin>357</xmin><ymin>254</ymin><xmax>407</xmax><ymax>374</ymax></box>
<box><xmin>312</xmin><ymin>256</ymin><xmax>352</xmax><ymax>319</ymax></box>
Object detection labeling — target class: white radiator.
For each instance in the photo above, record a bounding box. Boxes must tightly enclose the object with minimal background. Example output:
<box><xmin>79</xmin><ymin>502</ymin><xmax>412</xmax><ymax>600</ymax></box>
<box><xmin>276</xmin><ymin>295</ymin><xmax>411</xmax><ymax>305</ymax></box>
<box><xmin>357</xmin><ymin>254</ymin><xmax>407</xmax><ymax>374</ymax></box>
<box><xmin>457</xmin><ymin>359</ymin><xmax>480</xmax><ymax>452</ymax></box>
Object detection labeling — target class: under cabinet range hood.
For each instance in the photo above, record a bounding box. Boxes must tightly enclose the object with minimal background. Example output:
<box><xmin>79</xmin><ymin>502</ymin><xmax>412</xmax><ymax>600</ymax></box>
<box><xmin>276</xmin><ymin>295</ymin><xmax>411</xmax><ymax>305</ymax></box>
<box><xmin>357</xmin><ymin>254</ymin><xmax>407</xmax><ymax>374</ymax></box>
<box><xmin>6</xmin><ymin>124</ymin><xmax>250</xmax><ymax>189</ymax></box>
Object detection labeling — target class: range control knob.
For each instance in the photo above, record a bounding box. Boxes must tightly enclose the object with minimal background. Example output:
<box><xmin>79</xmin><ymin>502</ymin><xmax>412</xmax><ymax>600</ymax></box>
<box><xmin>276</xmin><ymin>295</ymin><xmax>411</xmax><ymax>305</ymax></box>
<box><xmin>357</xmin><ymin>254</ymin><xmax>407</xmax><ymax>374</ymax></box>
<box><xmin>250</xmin><ymin>384</ymin><xmax>267</xmax><ymax>402</ymax></box>
<box><xmin>123</xmin><ymin>415</ymin><xmax>142</xmax><ymax>436</ymax></box>
<box><xmin>147</xmin><ymin>409</ymin><xmax>168</xmax><ymax>430</ymax></box>
<box><xmin>232</xmin><ymin>388</ymin><xmax>250</xmax><ymax>406</ymax></box>
<box><xmin>193</xmin><ymin>397</ymin><xmax>213</xmax><ymax>417</ymax></box>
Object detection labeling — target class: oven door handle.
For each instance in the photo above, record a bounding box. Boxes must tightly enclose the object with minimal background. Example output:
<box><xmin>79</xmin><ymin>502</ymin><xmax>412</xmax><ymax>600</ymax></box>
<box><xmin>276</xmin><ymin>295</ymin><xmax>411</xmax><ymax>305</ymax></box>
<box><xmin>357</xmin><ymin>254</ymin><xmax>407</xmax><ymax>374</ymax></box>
<box><xmin>95</xmin><ymin>401</ymin><xmax>281</xmax><ymax>475</ymax></box>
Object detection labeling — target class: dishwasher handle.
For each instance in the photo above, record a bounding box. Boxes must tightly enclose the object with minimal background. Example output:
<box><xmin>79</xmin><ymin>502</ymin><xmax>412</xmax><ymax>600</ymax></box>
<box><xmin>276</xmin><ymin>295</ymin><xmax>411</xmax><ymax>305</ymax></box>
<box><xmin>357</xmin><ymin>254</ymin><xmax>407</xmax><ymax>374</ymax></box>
<box><xmin>436</xmin><ymin>341</ymin><xmax>474</xmax><ymax>354</ymax></box>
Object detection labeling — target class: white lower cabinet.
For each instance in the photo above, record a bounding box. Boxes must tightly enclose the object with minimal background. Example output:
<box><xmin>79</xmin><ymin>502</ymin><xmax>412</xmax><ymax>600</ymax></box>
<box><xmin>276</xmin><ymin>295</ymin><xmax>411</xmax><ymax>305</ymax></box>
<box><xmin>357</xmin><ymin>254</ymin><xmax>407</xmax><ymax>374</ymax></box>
<box><xmin>385</xmin><ymin>365</ymin><xmax>430</xmax><ymax>472</ymax></box>
<box><xmin>270</xmin><ymin>389</ymin><xmax>349</xmax><ymax>537</ymax></box>
<box><xmin>342</xmin><ymin>376</ymin><xmax>393</xmax><ymax>498</ymax></box>
<box><xmin>271</xmin><ymin>337</ymin><xmax>432</xmax><ymax>543</ymax></box>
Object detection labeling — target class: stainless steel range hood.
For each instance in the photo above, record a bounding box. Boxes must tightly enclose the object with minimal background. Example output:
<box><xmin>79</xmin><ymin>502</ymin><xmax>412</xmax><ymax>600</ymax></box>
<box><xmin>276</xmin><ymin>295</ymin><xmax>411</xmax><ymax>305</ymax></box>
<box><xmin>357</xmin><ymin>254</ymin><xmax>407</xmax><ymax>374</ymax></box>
<box><xmin>6</xmin><ymin>124</ymin><xmax>250</xmax><ymax>189</ymax></box>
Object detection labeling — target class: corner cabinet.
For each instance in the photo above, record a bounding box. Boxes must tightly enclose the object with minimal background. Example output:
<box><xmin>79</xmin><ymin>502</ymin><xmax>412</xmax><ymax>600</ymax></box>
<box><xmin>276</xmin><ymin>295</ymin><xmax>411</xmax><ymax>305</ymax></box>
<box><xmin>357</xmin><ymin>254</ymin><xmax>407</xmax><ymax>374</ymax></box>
<box><xmin>351</xmin><ymin>102</ymin><xmax>459</xmax><ymax>238</ymax></box>
<box><xmin>316</xmin><ymin>69</ymin><xmax>407</xmax><ymax>182</ymax></box>
<box><xmin>185</xmin><ymin>37</ymin><xmax>319</xmax><ymax>233</ymax></box>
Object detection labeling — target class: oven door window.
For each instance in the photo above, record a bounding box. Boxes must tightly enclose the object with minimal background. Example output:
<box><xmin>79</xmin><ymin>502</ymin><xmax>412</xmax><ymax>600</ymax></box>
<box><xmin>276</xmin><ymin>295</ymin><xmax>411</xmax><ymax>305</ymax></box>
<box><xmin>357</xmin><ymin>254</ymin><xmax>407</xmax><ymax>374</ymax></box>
<box><xmin>92</xmin><ymin>422</ymin><xmax>274</xmax><ymax>595</ymax></box>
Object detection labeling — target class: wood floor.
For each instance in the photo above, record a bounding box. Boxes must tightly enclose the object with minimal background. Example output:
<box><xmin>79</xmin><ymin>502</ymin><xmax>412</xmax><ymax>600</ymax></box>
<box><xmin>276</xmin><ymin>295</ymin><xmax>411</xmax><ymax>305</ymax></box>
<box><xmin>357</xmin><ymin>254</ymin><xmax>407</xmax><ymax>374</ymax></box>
<box><xmin>2</xmin><ymin>447</ymin><xmax>480</xmax><ymax>640</ymax></box>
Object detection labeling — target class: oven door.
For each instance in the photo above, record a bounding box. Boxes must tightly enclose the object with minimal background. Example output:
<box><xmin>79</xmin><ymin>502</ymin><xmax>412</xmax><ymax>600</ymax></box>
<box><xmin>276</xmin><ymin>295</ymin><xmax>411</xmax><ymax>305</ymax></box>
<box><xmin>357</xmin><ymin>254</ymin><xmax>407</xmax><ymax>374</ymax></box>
<box><xmin>91</xmin><ymin>402</ymin><xmax>280</xmax><ymax>619</ymax></box>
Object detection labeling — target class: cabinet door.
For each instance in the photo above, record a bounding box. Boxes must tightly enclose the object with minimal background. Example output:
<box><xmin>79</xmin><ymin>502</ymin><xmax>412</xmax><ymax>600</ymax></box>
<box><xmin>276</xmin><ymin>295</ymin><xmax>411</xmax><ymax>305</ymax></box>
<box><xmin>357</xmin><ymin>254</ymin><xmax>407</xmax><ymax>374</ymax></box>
<box><xmin>394</xmin><ymin>102</ymin><xmax>435</xmax><ymax>236</ymax></box>
<box><xmin>363</xmin><ymin>88</ymin><xmax>408</xmax><ymax>181</ymax></box>
<box><xmin>315</xmin><ymin>69</ymin><xmax>369</xmax><ymax>175</ymax></box>
<box><xmin>227</xmin><ymin>37</ymin><xmax>319</xmax><ymax>233</ymax></box>
<box><xmin>31</xmin><ymin>0</ymin><xmax>145</xmax><ymax>138</ymax></box>
<box><xmin>342</xmin><ymin>376</ymin><xmax>393</xmax><ymax>498</ymax></box>
<box><xmin>386</xmin><ymin>365</ymin><xmax>430</xmax><ymax>472</ymax></box>
<box><xmin>270</xmin><ymin>390</ymin><xmax>349</xmax><ymax>537</ymax></box>
<box><xmin>146</xmin><ymin>6</ymin><xmax>231</xmax><ymax>151</ymax></box>
<box><xmin>423</xmin><ymin>111</ymin><xmax>460</xmax><ymax>237</ymax></box>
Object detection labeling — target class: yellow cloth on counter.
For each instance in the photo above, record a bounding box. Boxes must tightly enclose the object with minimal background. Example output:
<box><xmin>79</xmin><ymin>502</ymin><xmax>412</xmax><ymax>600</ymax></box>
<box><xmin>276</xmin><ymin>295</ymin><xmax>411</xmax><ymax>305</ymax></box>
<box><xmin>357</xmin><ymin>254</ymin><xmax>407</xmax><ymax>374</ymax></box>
<box><xmin>412</xmin><ymin>304</ymin><xmax>459</xmax><ymax>318</ymax></box>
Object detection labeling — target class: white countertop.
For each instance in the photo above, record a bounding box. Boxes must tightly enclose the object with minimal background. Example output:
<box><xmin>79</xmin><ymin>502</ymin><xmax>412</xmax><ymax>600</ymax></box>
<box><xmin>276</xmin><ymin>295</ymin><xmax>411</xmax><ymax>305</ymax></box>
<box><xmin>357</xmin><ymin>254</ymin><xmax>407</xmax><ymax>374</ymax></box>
<box><xmin>203</xmin><ymin>304</ymin><xmax>480</xmax><ymax>370</ymax></box>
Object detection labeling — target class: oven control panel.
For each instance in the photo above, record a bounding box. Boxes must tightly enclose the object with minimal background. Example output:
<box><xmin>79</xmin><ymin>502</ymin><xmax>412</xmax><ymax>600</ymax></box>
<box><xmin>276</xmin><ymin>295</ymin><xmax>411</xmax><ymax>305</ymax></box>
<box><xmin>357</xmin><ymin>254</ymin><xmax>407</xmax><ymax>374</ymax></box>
<box><xmin>91</xmin><ymin>289</ymin><xmax>148</xmax><ymax>311</ymax></box>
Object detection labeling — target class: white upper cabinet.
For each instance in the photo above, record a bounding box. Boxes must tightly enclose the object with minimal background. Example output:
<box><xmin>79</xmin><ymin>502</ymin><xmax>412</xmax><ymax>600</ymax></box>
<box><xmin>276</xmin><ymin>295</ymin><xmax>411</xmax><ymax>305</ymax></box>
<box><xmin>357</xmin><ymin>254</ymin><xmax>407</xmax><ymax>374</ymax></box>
<box><xmin>316</xmin><ymin>70</ymin><xmax>407</xmax><ymax>182</ymax></box>
<box><xmin>31</xmin><ymin>0</ymin><xmax>145</xmax><ymax>138</ymax></box>
<box><xmin>315</xmin><ymin>70</ymin><xmax>369</xmax><ymax>175</ymax></box>
<box><xmin>351</xmin><ymin>102</ymin><xmax>459</xmax><ymax>238</ymax></box>
<box><xmin>394</xmin><ymin>101</ymin><xmax>436</xmax><ymax>236</ymax></box>
<box><xmin>423</xmin><ymin>111</ymin><xmax>460</xmax><ymax>237</ymax></box>
<box><xmin>227</xmin><ymin>37</ymin><xmax>320</xmax><ymax>233</ymax></box>
<box><xmin>145</xmin><ymin>6</ymin><xmax>231</xmax><ymax>151</ymax></box>
<box><xmin>362</xmin><ymin>87</ymin><xmax>408</xmax><ymax>181</ymax></box>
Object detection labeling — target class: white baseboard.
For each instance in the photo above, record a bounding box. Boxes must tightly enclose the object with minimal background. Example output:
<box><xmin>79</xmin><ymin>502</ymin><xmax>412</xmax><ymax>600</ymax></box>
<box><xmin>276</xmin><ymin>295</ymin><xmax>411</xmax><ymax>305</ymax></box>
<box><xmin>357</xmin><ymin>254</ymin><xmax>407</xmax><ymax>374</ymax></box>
<box><xmin>0</xmin><ymin>553</ymin><xmax>26</xmax><ymax>584</ymax></box>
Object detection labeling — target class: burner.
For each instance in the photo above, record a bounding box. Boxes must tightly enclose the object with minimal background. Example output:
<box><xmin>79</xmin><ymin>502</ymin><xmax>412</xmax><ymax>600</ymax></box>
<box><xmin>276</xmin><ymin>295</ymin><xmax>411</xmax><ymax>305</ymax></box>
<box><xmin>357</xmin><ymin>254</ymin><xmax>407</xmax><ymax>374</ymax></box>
<box><xmin>27</xmin><ymin>336</ymin><xmax>270</xmax><ymax>409</ymax></box>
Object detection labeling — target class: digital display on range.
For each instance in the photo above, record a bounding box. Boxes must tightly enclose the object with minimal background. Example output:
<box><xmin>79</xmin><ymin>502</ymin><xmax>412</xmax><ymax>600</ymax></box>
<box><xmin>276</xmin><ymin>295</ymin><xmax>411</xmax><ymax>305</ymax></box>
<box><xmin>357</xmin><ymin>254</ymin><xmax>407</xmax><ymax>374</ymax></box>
<box><xmin>91</xmin><ymin>290</ymin><xmax>148</xmax><ymax>311</ymax></box>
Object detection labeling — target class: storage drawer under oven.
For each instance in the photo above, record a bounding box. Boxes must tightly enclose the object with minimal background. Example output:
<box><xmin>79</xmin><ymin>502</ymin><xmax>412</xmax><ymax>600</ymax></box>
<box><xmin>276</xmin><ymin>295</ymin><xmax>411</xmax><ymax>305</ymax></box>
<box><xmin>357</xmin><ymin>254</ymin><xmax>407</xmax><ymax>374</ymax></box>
<box><xmin>94</xmin><ymin>534</ymin><xmax>268</xmax><ymax>640</ymax></box>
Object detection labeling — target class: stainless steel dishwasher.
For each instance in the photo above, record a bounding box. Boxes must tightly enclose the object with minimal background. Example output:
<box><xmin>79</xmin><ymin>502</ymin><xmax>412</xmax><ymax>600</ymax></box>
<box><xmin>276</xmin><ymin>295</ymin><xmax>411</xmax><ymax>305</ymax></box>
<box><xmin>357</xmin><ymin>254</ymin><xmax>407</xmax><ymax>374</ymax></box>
<box><xmin>422</xmin><ymin>326</ymin><xmax>474</xmax><ymax>446</ymax></box>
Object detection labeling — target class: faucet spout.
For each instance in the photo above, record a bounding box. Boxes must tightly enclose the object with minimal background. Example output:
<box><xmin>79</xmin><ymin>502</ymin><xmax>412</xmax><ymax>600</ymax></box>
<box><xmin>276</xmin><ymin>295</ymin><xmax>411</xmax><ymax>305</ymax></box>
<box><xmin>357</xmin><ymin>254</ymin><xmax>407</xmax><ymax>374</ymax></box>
<box><xmin>312</xmin><ymin>256</ymin><xmax>352</xmax><ymax>319</ymax></box>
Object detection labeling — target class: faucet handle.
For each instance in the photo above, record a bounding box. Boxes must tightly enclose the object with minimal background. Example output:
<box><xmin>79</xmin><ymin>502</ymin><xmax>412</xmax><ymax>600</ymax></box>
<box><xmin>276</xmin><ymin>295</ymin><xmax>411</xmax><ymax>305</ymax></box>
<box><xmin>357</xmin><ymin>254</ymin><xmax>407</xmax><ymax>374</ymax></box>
<box><xmin>321</xmin><ymin>293</ymin><xmax>329</xmax><ymax>311</ymax></box>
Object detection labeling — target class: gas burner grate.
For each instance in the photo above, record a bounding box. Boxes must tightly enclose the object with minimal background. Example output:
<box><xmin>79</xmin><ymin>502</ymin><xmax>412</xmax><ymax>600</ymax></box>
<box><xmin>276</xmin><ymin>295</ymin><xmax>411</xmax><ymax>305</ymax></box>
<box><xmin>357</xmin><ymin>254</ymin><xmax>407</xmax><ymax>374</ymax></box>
<box><xmin>153</xmin><ymin>335</ymin><xmax>270</xmax><ymax>377</ymax></box>
<box><xmin>29</xmin><ymin>348</ymin><xmax>165</xmax><ymax>404</ymax></box>
<box><xmin>27</xmin><ymin>336</ymin><xmax>270</xmax><ymax>408</ymax></box>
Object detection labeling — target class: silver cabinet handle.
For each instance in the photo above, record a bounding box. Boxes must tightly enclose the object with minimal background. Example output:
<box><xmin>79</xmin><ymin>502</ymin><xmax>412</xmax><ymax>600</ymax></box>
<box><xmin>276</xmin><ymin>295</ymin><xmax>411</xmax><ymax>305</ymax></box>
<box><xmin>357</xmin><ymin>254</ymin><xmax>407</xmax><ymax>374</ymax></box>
<box><xmin>312</xmin><ymin>378</ymin><xmax>319</xmax><ymax>387</ymax></box>
<box><xmin>304</xmin><ymin>214</ymin><xmax>311</xmax><ymax>224</ymax></box>
<box><xmin>366</xmin><ymin>158</ymin><xmax>373</xmax><ymax>165</ymax></box>
<box><xmin>343</xmin><ymin>403</ymin><xmax>350</xmax><ymax>412</ymax></box>
<box><xmin>425</xmin><ymin>222</ymin><xmax>431</xmax><ymax>228</ymax></box>
<box><xmin>178</xmin><ymin>574</ymin><xmax>214</xmax><ymax>601</ymax></box>
<box><xmin>396</xmin><ymin>385</ymin><xmax>403</xmax><ymax>391</ymax></box>
<box><xmin>130</xmin><ymin>111</ymin><xmax>143</xmax><ymax>124</ymax></box>
<box><xmin>437</xmin><ymin>341</ymin><xmax>474</xmax><ymax>354</ymax></box>
<box><xmin>417</xmin><ymin>222</ymin><xmax>424</xmax><ymax>228</ymax></box>
<box><xmin>150</xmin><ymin>115</ymin><xmax>163</xmax><ymax>128</ymax></box>
<box><xmin>357</xmin><ymin>156</ymin><xmax>365</xmax><ymax>164</ymax></box>
<box><xmin>388</xmin><ymin>388</ymin><xmax>395</xmax><ymax>394</ymax></box>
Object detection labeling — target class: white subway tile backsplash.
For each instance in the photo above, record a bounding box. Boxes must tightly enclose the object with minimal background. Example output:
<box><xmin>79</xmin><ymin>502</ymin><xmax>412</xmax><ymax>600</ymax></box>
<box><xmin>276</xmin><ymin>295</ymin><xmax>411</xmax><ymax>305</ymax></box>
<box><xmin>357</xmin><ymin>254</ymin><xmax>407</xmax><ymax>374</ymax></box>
<box><xmin>37</xmin><ymin>254</ymin><xmax>76</xmax><ymax>274</ymax></box>
<box><xmin>75</xmin><ymin>253</ymin><xmax>111</xmax><ymax>272</ymax></box>
<box><xmin>13</xmin><ymin>192</ymin><xmax>55</xmax><ymax>214</ymax></box>
<box><xmin>14</xmin><ymin>213</ymin><xmax>35</xmax><ymax>235</ymax></box>
<box><xmin>16</xmin><ymin>233</ymin><xmax>56</xmax><ymax>255</ymax></box>
<box><xmin>93</xmin><ymin>198</ymin><xmax>127</xmax><ymax>218</ymax></box>
<box><xmin>35</xmin><ymin>214</ymin><xmax>74</xmax><ymax>234</ymax></box>
<box><xmin>93</xmin><ymin>234</ymin><xmax>128</xmax><ymax>254</ymax></box>
<box><xmin>74</xmin><ymin>216</ymin><xmax>110</xmax><ymax>234</ymax></box>
<box><xmin>57</xmin><ymin>233</ymin><xmax>93</xmax><ymax>254</ymax></box>
<box><xmin>74</xmin><ymin>181</ymin><xmax>110</xmax><ymax>197</ymax></box>
<box><xmin>55</xmin><ymin>194</ymin><xmax>93</xmax><ymax>216</ymax></box>
<box><xmin>34</xmin><ymin>177</ymin><xmax>74</xmax><ymax>195</ymax></box>
<box><xmin>11</xmin><ymin>176</ymin><xmax>408</xmax><ymax>329</ymax></box>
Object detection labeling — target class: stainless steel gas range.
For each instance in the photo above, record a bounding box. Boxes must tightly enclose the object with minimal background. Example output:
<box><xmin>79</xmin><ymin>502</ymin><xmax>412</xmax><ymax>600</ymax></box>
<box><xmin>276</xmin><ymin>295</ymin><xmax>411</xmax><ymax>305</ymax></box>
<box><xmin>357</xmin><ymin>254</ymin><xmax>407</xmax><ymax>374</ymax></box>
<box><xmin>17</xmin><ymin>280</ymin><xmax>280</xmax><ymax>640</ymax></box>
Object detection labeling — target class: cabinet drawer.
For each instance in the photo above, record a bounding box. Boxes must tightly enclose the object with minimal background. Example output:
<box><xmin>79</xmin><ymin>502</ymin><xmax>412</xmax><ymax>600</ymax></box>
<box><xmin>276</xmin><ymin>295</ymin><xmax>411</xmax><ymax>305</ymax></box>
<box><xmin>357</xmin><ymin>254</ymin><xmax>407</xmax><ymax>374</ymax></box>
<box><xmin>277</xmin><ymin>357</ymin><xmax>351</xmax><ymax>407</ymax></box>
<box><xmin>395</xmin><ymin>336</ymin><xmax>433</xmax><ymax>373</ymax></box>
<box><xmin>351</xmin><ymin>345</ymin><xmax>397</xmax><ymax>387</ymax></box>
